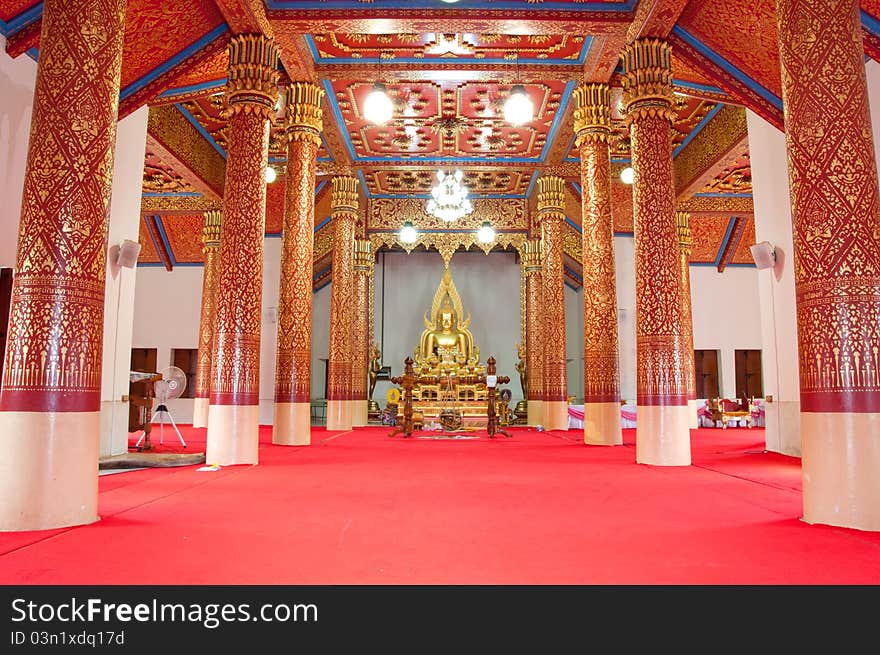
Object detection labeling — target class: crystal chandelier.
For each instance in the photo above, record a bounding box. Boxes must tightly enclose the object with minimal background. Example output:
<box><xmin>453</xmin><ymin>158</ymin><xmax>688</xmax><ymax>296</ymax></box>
<box><xmin>426</xmin><ymin>170</ymin><xmax>473</xmax><ymax>223</ymax></box>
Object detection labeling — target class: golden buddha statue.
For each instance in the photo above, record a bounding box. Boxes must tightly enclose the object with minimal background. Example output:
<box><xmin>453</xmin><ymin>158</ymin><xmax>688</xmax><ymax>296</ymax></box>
<box><xmin>415</xmin><ymin>266</ymin><xmax>477</xmax><ymax>370</ymax></box>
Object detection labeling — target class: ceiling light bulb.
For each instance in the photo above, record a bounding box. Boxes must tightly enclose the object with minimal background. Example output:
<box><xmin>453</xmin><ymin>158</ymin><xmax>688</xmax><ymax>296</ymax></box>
<box><xmin>477</xmin><ymin>222</ymin><xmax>496</xmax><ymax>244</ymax></box>
<box><xmin>503</xmin><ymin>84</ymin><xmax>534</xmax><ymax>126</ymax></box>
<box><xmin>399</xmin><ymin>221</ymin><xmax>418</xmax><ymax>244</ymax></box>
<box><xmin>364</xmin><ymin>82</ymin><xmax>393</xmax><ymax>124</ymax></box>
<box><xmin>265</xmin><ymin>166</ymin><xmax>277</xmax><ymax>184</ymax></box>
<box><xmin>620</xmin><ymin>166</ymin><xmax>635</xmax><ymax>185</ymax></box>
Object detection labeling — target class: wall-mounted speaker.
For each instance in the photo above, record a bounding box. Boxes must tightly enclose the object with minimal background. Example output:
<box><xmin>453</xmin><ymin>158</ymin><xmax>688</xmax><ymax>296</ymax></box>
<box><xmin>749</xmin><ymin>241</ymin><xmax>777</xmax><ymax>270</ymax></box>
<box><xmin>115</xmin><ymin>239</ymin><xmax>142</xmax><ymax>269</ymax></box>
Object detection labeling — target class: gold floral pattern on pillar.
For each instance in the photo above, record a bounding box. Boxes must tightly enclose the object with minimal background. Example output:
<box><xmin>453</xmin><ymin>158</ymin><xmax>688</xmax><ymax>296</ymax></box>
<box><xmin>327</xmin><ymin>176</ymin><xmax>359</xmax><ymax>403</ymax></box>
<box><xmin>195</xmin><ymin>210</ymin><xmax>222</xmax><ymax>402</ymax></box>
<box><xmin>677</xmin><ymin>211</ymin><xmax>696</xmax><ymax>402</ymax></box>
<box><xmin>776</xmin><ymin>0</ymin><xmax>880</xmax><ymax>412</ymax></box>
<box><xmin>275</xmin><ymin>82</ymin><xmax>324</xmax><ymax>405</ymax></box>
<box><xmin>211</xmin><ymin>34</ymin><xmax>279</xmax><ymax>406</ymax></box>
<box><xmin>574</xmin><ymin>83</ymin><xmax>621</xmax><ymax>404</ymax></box>
<box><xmin>352</xmin><ymin>240</ymin><xmax>373</xmax><ymax>404</ymax></box>
<box><xmin>0</xmin><ymin>0</ymin><xmax>127</xmax><ymax>413</ymax></box>
<box><xmin>622</xmin><ymin>38</ymin><xmax>689</xmax><ymax>406</ymax></box>
<box><xmin>521</xmin><ymin>239</ymin><xmax>545</xmax><ymax>405</ymax></box>
<box><xmin>537</xmin><ymin>175</ymin><xmax>567</xmax><ymax>403</ymax></box>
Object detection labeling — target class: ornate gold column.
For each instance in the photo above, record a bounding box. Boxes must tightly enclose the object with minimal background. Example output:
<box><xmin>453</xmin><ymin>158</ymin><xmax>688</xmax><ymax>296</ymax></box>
<box><xmin>776</xmin><ymin>0</ymin><xmax>880</xmax><ymax>530</ymax></box>
<box><xmin>326</xmin><ymin>175</ymin><xmax>359</xmax><ymax>430</ymax></box>
<box><xmin>522</xmin><ymin>240</ymin><xmax>545</xmax><ymax>426</ymax></box>
<box><xmin>273</xmin><ymin>82</ymin><xmax>324</xmax><ymax>446</ymax></box>
<box><xmin>193</xmin><ymin>210</ymin><xmax>222</xmax><ymax>429</ymax></box>
<box><xmin>622</xmin><ymin>38</ymin><xmax>691</xmax><ymax>465</ymax></box>
<box><xmin>677</xmin><ymin>211</ymin><xmax>698</xmax><ymax>429</ymax></box>
<box><xmin>537</xmin><ymin>175</ymin><xmax>569</xmax><ymax>431</ymax></box>
<box><xmin>351</xmin><ymin>239</ymin><xmax>373</xmax><ymax>427</ymax></box>
<box><xmin>574</xmin><ymin>83</ymin><xmax>623</xmax><ymax>446</ymax></box>
<box><xmin>0</xmin><ymin>0</ymin><xmax>127</xmax><ymax>530</ymax></box>
<box><xmin>206</xmin><ymin>35</ymin><xmax>279</xmax><ymax>465</ymax></box>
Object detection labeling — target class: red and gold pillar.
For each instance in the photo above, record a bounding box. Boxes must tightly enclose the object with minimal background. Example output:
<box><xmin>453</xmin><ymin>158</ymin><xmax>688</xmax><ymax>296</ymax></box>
<box><xmin>206</xmin><ymin>35</ymin><xmax>279</xmax><ymax>465</ymax></box>
<box><xmin>326</xmin><ymin>176</ymin><xmax>359</xmax><ymax>430</ymax></box>
<box><xmin>574</xmin><ymin>83</ymin><xmax>623</xmax><ymax>446</ymax></box>
<box><xmin>537</xmin><ymin>175</ymin><xmax>569</xmax><ymax>431</ymax></box>
<box><xmin>0</xmin><ymin>0</ymin><xmax>127</xmax><ymax>530</ymax></box>
<box><xmin>622</xmin><ymin>38</ymin><xmax>691</xmax><ymax>466</ymax></box>
<box><xmin>677</xmin><ymin>211</ymin><xmax>698</xmax><ymax>429</ymax></box>
<box><xmin>193</xmin><ymin>210</ymin><xmax>222</xmax><ymax>429</ymax></box>
<box><xmin>273</xmin><ymin>82</ymin><xmax>324</xmax><ymax>446</ymax></box>
<box><xmin>776</xmin><ymin>0</ymin><xmax>880</xmax><ymax>530</ymax></box>
<box><xmin>351</xmin><ymin>239</ymin><xmax>373</xmax><ymax>427</ymax></box>
<box><xmin>522</xmin><ymin>240</ymin><xmax>544</xmax><ymax>426</ymax></box>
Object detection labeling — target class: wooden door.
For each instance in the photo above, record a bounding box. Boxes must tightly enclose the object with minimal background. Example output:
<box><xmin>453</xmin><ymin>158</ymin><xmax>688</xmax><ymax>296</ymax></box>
<box><xmin>735</xmin><ymin>349</ymin><xmax>763</xmax><ymax>400</ymax></box>
<box><xmin>694</xmin><ymin>350</ymin><xmax>719</xmax><ymax>399</ymax></box>
<box><xmin>0</xmin><ymin>268</ymin><xmax>12</xmax><ymax>376</ymax></box>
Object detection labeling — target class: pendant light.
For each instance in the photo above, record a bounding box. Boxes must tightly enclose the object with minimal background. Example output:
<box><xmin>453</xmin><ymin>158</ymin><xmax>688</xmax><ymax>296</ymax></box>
<box><xmin>503</xmin><ymin>56</ymin><xmax>533</xmax><ymax>126</ymax></box>
<box><xmin>364</xmin><ymin>82</ymin><xmax>393</xmax><ymax>125</ymax></box>
<box><xmin>399</xmin><ymin>221</ymin><xmax>418</xmax><ymax>244</ymax></box>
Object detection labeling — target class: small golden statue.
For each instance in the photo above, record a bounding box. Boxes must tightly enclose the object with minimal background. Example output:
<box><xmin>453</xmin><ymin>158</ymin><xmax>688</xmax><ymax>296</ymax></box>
<box><xmin>515</xmin><ymin>342</ymin><xmax>527</xmax><ymax>398</ymax></box>
<box><xmin>368</xmin><ymin>341</ymin><xmax>381</xmax><ymax>400</ymax></box>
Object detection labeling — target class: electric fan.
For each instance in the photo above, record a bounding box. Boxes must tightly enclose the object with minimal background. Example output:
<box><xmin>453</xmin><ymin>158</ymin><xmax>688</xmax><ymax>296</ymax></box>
<box><xmin>134</xmin><ymin>365</ymin><xmax>188</xmax><ymax>449</ymax></box>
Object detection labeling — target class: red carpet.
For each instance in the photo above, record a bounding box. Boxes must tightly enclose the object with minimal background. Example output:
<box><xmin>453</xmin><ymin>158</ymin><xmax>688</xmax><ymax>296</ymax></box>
<box><xmin>1</xmin><ymin>425</ymin><xmax>879</xmax><ymax>584</ymax></box>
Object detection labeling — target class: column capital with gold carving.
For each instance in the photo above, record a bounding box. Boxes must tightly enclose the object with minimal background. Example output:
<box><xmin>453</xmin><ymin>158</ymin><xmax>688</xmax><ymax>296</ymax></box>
<box><xmin>521</xmin><ymin>239</ymin><xmax>543</xmax><ymax>274</ymax></box>
<box><xmin>284</xmin><ymin>81</ymin><xmax>324</xmax><ymax>146</ymax></box>
<box><xmin>621</xmin><ymin>38</ymin><xmax>675</xmax><ymax>125</ymax></box>
<box><xmin>202</xmin><ymin>209</ymin><xmax>222</xmax><ymax>252</ymax></box>
<box><xmin>573</xmin><ymin>83</ymin><xmax>613</xmax><ymax>148</ymax></box>
<box><xmin>331</xmin><ymin>175</ymin><xmax>359</xmax><ymax>214</ymax></box>
<box><xmin>353</xmin><ymin>238</ymin><xmax>373</xmax><ymax>272</ymax></box>
<box><xmin>225</xmin><ymin>34</ymin><xmax>280</xmax><ymax>119</ymax></box>
<box><xmin>676</xmin><ymin>211</ymin><xmax>692</xmax><ymax>255</ymax></box>
<box><xmin>536</xmin><ymin>175</ymin><xmax>566</xmax><ymax>217</ymax></box>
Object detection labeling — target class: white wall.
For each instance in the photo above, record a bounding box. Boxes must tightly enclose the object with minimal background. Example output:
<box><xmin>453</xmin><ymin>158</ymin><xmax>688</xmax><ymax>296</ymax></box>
<box><xmin>0</xmin><ymin>39</ymin><xmax>37</xmax><ymax>268</ymax></box>
<box><xmin>100</xmin><ymin>106</ymin><xmax>149</xmax><ymax>456</ymax></box>
<box><xmin>611</xmin><ymin>235</ymin><xmax>761</xmax><ymax>404</ymax></box>
<box><xmin>747</xmin><ymin>109</ymin><xmax>801</xmax><ymax>455</ymax></box>
<box><xmin>689</xmin><ymin>266</ymin><xmax>762</xmax><ymax>396</ymax></box>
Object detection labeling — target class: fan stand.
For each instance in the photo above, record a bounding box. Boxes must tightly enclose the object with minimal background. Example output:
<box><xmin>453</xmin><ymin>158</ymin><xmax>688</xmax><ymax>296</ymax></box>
<box><xmin>135</xmin><ymin>402</ymin><xmax>187</xmax><ymax>450</ymax></box>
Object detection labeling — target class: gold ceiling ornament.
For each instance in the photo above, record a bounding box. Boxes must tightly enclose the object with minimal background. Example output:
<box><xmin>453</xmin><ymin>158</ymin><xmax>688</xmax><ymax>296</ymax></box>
<box><xmin>224</xmin><ymin>34</ymin><xmax>280</xmax><ymax>119</ymax></box>
<box><xmin>368</xmin><ymin>231</ymin><xmax>526</xmax><ymax>267</ymax></box>
<box><xmin>429</xmin><ymin>114</ymin><xmax>469</xmax><ymax>139</ymax></box>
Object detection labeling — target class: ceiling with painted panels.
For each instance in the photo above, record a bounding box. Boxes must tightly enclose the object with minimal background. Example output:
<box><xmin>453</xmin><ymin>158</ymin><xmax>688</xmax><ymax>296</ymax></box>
<box><xmin>5</xmin><ymin>0</ymin><xmax>880</xmax><ymax>283</ymax></box>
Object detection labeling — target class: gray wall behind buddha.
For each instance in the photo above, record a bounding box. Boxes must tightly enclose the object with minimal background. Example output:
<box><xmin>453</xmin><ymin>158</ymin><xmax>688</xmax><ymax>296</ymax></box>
<box><xmin>364</xmin><ymin>250</ymin><xmax>584</xmax><ymax>407</ymax></box>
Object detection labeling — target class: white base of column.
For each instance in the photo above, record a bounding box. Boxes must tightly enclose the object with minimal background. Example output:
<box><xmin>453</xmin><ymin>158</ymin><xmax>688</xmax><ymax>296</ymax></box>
<box><xmin>207</xmin><ymin>404</ymin><xmax>260</xmax><ymax>466</ymax></box>
<box><xmin>802</xmin><ymin>412</ymin><xmax>880</xmax><ymax>532</ymax></box>
<box><xmin>583</xmin><ymin>402</ymin><xmax>623</xmax><ymax>445</ymax></box>
<box><xmin>636</xmin><ymin>404</ymin><xmax>692</xmax><ymax>466</ymax></box>
<box><xmin>0</xmin><ymin>411</ymin><xmax>100</xmax><ymax>531</ymax></box>
<box><xmin>688</xmin><ymin>399</ymin><xmax>698</xmax><ymax>429</ymax></box>
<box><xmin>99</xmin><ymin>399</ymin><xmax>130</xmax><ymax>457</ymax></box>
<box><xmin>326</xmin><ymin>399</ymin><xmax>353</xmax><ymax>431</ymax></box>
<box><xmin>192</xmin><ymin>397</ymin><xmax>209</xmax><ymax>429</ymax></box>
<box><xmin>351</xmin><ymin>399</ymin><xmax>369</xmax><ymax>427</ymax></box>
<box><xmin>544</xmin><ymin>400</ymin><xmax>569</xmax><ymax>431</ymax></box>
<box><xmin>764</xmin><ymin>400</ymin><xmax>801</xmax><ymax>457</ymax></box>
<box><xmin>527</xmin><ymin>400</ymin><xmax>543</xmax><ymax>427</ymax></box>
<box><xmin>273</xmin><ymin>402</ymin><xmax>312</xmax><ymax>446</ymax></box>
